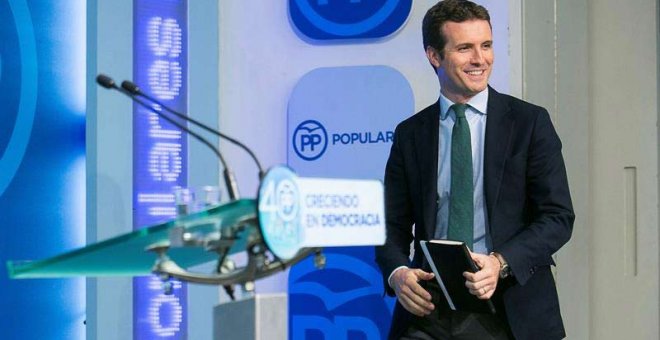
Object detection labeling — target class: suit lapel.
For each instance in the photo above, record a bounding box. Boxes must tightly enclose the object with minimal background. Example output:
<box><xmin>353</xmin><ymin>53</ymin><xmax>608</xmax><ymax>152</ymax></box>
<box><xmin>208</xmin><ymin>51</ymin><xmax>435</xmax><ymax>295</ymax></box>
<box><xmin>414</xmin><ymin>90</ymin><xmax>514</xmax><ymax>240</ymax></box>
<box><xmin>414</xmin><ymin>102</ymin><xmax>440</xmax><ymax>241</ymax></box>
<box><xmin>484</xmin><ymin>87</ymin><xmax>514</xmax><ymax>224</ymax></box>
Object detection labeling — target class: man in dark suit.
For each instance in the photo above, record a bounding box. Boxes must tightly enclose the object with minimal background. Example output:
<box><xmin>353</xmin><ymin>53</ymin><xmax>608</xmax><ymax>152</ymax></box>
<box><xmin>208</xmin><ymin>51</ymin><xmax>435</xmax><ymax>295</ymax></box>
<box><xmin>375</xmin><ymin>1</ymin><xmax>575</xmax><ymax>339</ymax></box>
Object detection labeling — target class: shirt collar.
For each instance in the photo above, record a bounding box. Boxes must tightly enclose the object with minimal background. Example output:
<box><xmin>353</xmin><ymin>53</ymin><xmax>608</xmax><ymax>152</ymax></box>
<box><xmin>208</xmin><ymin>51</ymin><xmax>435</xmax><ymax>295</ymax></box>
<box><xmin>439</xmin><ymin>87</ymin><xmax>489</xmax><ymax>120</ymax></box>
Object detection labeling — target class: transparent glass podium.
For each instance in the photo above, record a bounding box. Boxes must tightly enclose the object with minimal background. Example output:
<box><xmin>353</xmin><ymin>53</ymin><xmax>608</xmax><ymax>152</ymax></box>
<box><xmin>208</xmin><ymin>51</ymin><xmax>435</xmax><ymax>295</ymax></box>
<box><xmin>8</xmin><ymin>197</ymin><xmax>316</xmax><ymax>285</ymax></box>
<box><xmin>7</xmin><ymin>198</ymin><xmax>311</xmax><ymax>339</ymax></box>
<box><xmin>7</xmin><ymin>200</ymin><xmax>258</xmax><ymax>279</ymax></box>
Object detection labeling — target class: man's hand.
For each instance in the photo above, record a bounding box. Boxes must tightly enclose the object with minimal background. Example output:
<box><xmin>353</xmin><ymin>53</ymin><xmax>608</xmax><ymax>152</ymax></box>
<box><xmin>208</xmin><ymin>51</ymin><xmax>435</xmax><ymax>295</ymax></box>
<box><xmin>463</xmin><ymin>253</ymin><xmax>500</xmax><ymax>300</ymax></box>
<box><xmin>391</xmin><ymin>268</ymin><xmax>435</xmax><ymax>316</ymax></box>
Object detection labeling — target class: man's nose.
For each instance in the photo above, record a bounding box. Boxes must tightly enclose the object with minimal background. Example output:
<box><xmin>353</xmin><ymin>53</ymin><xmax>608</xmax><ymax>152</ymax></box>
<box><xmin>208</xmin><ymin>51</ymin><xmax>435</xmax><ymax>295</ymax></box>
<box><xmin>471</xmin><ymin>49</ymin><xmax>484</xmax><ymax>64</ymax></box>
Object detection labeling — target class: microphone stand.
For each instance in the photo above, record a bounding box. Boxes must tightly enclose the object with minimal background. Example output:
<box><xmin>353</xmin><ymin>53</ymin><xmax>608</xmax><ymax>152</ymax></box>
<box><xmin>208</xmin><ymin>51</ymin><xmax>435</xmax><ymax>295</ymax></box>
<box><xmin>96</xmin><ymin>74</ymin><xmax>240</xmax><ymax>200</ymax></box>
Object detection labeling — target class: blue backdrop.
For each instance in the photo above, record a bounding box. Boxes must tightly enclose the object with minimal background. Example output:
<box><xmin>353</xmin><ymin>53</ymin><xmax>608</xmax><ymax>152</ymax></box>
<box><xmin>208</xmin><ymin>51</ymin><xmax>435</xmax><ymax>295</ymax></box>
<box><xmin>0</xmin><ymin>0</ymin><xmax>86</xmax><ymax>338</ymax></box>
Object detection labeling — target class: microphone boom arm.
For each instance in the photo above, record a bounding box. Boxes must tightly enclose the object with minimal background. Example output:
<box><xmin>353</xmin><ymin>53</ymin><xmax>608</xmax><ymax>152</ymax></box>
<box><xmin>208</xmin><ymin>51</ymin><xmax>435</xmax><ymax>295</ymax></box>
<box><xmin>121</xmin><ymin>80</ymin><xmax>265</xmax><ymax>179</ymax></box>
<box><xmin>96</xmin><ymin>74</ymin><xmax>241</xmax><ymax>200</ymax></box>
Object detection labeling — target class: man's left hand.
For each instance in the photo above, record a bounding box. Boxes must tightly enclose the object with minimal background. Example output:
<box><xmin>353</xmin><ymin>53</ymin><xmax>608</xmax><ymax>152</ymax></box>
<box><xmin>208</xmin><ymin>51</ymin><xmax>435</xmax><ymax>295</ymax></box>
<box><xmin>463</xmin><ymin>253</ymin><xmax>500</xmax><ymax>300</ymax></box>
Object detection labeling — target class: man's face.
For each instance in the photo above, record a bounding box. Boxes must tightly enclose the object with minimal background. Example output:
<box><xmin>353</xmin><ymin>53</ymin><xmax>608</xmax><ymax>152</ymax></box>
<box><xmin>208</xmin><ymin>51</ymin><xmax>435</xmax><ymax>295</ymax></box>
<box><xmin>427</xmin><ymin>19</ymin><xmax>493</xmax><ymax>103</ymax></box>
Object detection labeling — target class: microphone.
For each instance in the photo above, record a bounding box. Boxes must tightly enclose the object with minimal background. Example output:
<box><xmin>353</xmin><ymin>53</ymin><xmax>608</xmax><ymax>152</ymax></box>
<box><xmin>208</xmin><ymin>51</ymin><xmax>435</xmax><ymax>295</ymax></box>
<box><xmin>96</xmin><ymin>74</ymin><xmax>117</xmax><ymax>89</ymax></box>
<box><xmin>96</xmin><ymin>74</ymin><xmax>241</xmax><ymax>200</ymax></box>
<box><xmin>121</xmin><ymin>80</ymin><xmax>265</xmax><ymax>179</ymax></box>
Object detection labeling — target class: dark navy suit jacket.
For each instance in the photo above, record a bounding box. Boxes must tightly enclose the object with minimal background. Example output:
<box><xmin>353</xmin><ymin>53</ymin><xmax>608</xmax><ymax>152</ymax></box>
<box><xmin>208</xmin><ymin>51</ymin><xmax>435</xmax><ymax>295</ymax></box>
<box><xmin>375</xmin><ymin>87</ymin><xmax>575</xmax><ymax>340</ymax></box>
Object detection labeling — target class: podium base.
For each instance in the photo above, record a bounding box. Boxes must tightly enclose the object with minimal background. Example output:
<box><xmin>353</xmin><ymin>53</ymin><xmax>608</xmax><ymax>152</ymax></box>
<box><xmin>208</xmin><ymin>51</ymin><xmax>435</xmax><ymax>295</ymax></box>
<box><xmin>213</xmin><ymin>293</ymin><xmax>287</xmax><ymax>340</ymax></box>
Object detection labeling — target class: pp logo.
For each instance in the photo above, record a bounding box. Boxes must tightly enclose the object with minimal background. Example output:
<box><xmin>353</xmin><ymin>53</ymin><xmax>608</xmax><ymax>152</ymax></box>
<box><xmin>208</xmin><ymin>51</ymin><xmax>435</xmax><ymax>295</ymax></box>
<box><xmin>289</xmin><ymin>0</ymin><xmax>412</xmax><ymax>41</ymax></box>
<box><xmin>289</xmin><ymin>252</ymin><xmax>394</xmax><ymax>339</ymax></box>
<box><xmin>293</xmin><ymin>120</ymin><xmax>328</xmax><ymax>161</ymax></box>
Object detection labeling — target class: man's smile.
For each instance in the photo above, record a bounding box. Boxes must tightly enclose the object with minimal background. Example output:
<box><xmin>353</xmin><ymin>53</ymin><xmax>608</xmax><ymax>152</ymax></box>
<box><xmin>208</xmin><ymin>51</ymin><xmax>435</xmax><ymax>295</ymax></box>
<box><xmin>465</xmin><ymin>69</ymin><xmax>485</xmax><ymax>76</ymax></box>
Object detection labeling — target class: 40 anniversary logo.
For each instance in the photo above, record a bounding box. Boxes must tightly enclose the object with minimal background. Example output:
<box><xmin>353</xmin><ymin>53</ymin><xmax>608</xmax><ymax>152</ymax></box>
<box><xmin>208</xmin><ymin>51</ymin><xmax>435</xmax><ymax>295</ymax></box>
<box><xmin>0</xmin><ymin>0</ymin><xmax>38</xmax><ymax>197</ymax></box>
<box><xmin>292</xmin><ymin>119</ymin><xmax>394</xmax><ymax>161</ymax></box>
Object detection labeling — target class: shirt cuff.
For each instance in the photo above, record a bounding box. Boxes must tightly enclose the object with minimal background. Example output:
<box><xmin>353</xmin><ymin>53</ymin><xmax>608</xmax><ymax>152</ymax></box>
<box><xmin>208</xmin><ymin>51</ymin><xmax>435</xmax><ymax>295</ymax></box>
<box><xmin>387</xmin><ymin>266</ymin><xmax>409</xmax><ymax>289</ymax></box>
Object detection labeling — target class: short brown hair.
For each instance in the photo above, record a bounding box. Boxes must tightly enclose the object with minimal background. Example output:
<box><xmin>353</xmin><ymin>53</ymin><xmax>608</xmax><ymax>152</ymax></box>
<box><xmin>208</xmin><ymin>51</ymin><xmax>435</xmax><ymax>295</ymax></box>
<box><xmin>422</xmin><ymin>0</ymin><xmax>491</xmax><ymax>56</ymax></box>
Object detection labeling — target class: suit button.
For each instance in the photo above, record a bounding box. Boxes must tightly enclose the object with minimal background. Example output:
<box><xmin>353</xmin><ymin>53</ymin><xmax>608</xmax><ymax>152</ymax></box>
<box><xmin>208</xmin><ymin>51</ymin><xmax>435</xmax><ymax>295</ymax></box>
<box><xmin>529</xmin><ymin>268</ymin><xmax>535</xmax><ymax>275</ymax></box>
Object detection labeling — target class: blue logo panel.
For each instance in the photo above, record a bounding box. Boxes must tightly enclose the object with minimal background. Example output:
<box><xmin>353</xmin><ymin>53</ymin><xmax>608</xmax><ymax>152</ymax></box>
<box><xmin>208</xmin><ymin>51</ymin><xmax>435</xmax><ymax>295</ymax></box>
<box><xmin>287</xmin><ymin>65</ymin><xmax>413</xmax><ymax>339</ymax></box>
<box><xmin>289</xmin><ymin>0</ymin><xmax>412</xmax><ymax>41</ymax></box>
<box><xmin>288</xmin><ymin>65</ymin><xmax>413</xmax><ymax>179</ymax></box>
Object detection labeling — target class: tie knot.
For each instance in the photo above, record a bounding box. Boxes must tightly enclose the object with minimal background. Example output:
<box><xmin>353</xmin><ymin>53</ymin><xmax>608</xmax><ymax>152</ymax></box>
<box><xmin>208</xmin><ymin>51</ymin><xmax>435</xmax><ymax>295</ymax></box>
<box><xmin>451</xmin><ymin>104</ymin><xmax>468</xmax><ymax>119</ymax></box>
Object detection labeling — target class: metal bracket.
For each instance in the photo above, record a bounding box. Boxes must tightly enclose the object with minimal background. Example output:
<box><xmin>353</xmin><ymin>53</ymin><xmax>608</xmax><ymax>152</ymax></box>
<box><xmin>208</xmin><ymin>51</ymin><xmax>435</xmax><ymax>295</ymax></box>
<box><xmin>147</xmin><ymin>217</ymin><xmax>321</xmax><ymax>289</ymax></box>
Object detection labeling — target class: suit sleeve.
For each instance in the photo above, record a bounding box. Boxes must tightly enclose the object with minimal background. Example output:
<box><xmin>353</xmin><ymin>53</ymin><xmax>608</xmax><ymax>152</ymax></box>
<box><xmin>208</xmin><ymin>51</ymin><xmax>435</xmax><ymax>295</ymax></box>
<box><xmin>375</xmin><ymin>124</ymin><xmax>415</xmax><ymax>296</ymax></box>
<box><xmin>497</xmin><ymin>108</ymin><xmax>575</xmax><ymax>286</ymax></box>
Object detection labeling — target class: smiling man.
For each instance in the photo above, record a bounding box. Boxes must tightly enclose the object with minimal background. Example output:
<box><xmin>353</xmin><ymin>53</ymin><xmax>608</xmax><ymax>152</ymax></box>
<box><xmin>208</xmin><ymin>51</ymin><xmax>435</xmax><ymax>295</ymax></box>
<box><xmin>375</xmin><ymin>1</ymin><xmax>575</xmax><ymax>339</ymax></box>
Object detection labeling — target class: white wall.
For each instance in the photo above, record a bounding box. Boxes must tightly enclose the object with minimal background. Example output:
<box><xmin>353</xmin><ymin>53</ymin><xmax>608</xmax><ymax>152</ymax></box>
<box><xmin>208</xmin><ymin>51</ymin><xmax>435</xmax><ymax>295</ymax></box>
<box><xmin>522</xmin><ymin>0</ymin><xmax>660</xmax><ymax>339</ymax></box>
<box><xmin>588</xmin><ymin>0</ymin><xmax>659</xmax><ymax>338</ymax></box>
<box><xmin>188</xmin><ymin>1</ymin><xmax>221</xmax><ymax>339</ymax></box>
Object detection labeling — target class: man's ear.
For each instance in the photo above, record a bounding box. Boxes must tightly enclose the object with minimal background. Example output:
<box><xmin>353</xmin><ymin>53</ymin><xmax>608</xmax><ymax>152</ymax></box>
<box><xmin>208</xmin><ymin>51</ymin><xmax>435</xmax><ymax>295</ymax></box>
<box><xmin>425</xmin><ymin>46</ymin><xmax>442</xmax><ymax>69</ymax></box>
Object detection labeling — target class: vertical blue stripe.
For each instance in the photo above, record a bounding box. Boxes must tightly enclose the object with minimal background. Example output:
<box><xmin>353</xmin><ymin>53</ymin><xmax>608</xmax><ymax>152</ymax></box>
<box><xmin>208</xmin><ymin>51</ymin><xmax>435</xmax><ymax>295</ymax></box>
<box><xmin>133</xmin><ymin>1</ymin><xmax>188</xmax><ymax>338</ymax></box>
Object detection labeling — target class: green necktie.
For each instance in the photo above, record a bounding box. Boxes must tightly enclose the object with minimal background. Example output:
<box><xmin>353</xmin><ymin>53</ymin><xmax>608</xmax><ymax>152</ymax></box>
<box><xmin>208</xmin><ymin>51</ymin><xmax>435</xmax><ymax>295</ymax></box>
<box><xmin>447</xmin><ymin>103</ymin><xmax>474</xmax><ymax>250</ymax></box>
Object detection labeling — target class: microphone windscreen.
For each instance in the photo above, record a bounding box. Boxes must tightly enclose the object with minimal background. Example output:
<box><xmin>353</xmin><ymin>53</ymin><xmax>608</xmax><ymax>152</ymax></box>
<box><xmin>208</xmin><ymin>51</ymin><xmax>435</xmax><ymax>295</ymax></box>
<box><xmin>121</xmin><ymin>80</ymin><xmax>140</xmax><ymax>94</ymax></box>
<box><xmin>96</xmin><ymin>74</ymin><xmax>115</xmax><ymax>89</ymax></box>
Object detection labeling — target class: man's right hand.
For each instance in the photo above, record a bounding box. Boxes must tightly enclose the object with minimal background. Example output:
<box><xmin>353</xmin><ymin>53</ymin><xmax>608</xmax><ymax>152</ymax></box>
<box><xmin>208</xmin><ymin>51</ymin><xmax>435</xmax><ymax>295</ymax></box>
<box><xmin>390</xmin><ymin>268</ymin><xmax>435</xmax><ymax>316</ymax></box>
